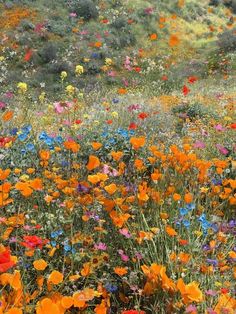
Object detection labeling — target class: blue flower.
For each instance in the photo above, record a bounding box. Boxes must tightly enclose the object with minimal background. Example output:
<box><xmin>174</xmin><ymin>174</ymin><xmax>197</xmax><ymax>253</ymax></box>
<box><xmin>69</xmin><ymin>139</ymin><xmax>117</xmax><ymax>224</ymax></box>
<box><xmin>18</xmin><ymin>133</ymin><xmax>28</xmax><ymax>141</ymax></box>
<box><xmin>186</xmin><ymin>203</ymin><xmax>195</xmax><ymax>210</ymax></box>
<box><xmin>10</xmin><ymin>128</ymin><xmax>18</xmax><ymax>135</ymax></box>
<box><xmin>179</xmin><ymin>207</ymin><xmax>188</xmax><ymax>216</ymax></box>
<box><xmin>26</xmin><ymin>143</ymin><xmax>35</xmax><ymax>151</ymax></box>
<box><xmin>112</xmin><ymin>98</ymin><xmax>119</xmax><ymax>103</ymax></box>
<box><xmin>105</xmin><ymin>283</ymin><xmax>118</xmax><ymax>293</ymax></box>
<box><xmin>182</xmin><ymin>220</ymin><xmax>190</xmax><ymax>228</ymax></box>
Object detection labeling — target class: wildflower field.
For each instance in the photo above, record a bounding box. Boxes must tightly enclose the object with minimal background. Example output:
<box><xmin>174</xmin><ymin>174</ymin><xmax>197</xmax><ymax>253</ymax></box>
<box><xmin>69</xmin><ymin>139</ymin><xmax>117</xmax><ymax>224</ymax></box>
<box><xmin>0</xmin><ymin>0</ymin><xmax>235</xmax><ymax>313</ymax></box>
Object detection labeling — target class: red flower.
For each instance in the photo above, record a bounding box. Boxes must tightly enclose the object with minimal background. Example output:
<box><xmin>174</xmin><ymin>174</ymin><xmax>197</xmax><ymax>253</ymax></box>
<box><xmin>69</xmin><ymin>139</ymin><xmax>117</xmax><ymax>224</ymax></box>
<box><xmin>21</xmin><ymin>235</ymin><xmax>48</xmax><ymax>249</ymax></box>
<box><xmin>134</xmin><ymin>67</ymin><xmax>141</xmax><ymax>73</ymax></box>
<box><xmin>182</xmin><ymin>85</ymin><xmax>190</xmax><ymax>96</ymax></box>
<box><xmin>188</xmin><ymin>76</ymin><xmax>198</xmax><ymax>84</ymax></box>
<box><xmin>106</xmin><ymin>120</ymin><xmax>113</xmax><ymax>124</ymax></box>
<box><xmin>122</xmin><ymin>311</ymin><xmax>146</xmax><ymax>314</ymax></box>
<box><xmin>75</xmin><ymin>119</ymin><xmax>82</xmax><ymax>124</ymax></box>
<box><xmin>0</xmin><ymin>247</ymin><xmax>16</xmax><ymax>273</ymax></box>
<box><xmin>229</xmin><ymin>123</ymin><xmax>236</xmax><ymax>129</ymax></box>
<box><xmin>128</xmin><ymin>122</ymin><xmax>137</xmax><ymax>130</ymax></box>
<box><xmin>162</xmin><ymin>75</ymin><xmax>168</xmax><ymax>81</ymax></box>
<box><xmin>138</xmin><ymin>112</ymin><xmax>148</xmax><ymax>120</ymax></box>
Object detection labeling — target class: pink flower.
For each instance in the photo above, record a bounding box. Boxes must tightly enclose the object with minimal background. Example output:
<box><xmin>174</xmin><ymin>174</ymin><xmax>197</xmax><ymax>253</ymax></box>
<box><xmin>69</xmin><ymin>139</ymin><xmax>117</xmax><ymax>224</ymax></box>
<box><xmin>118</xmin><ymin>249</ymin><xmax>129</xmax><ymax>262</ymax></box>
<box><xmin>0</xmin><ymin>102</ymin><xmax>6</xmax><ymax>109</ymax></box>
<box><xmin>193</xmin><ymin>140</ymin><xmax>206</xmax><ymax>149</ymax></box>
<box><xmin>69</xmin><ymin>12</ymin><xmax>77</xmax><ymax>17</ymax></box>
<box><xmin>94</xmin><ymin>242</ymin><xmax>107</xmax><ymax>251</ymax></box>
<box><xmin>216</xmin><ymin>144</ymin><xmax>229</xmax><ymax>155</ymax></box>
<box><xmin>54</xmin><ymin>101</ymin><xmax>73</xmax><ymax>114</ymax></box>
<box><xmin>214</xmin><ymin>124</ymin><xmax>225</xmax><ymax>131</ymax></box>
<box><xmin>119</xmin><ymin>228</ymin><xmax>131</xmax><ymax>238</ymax></box>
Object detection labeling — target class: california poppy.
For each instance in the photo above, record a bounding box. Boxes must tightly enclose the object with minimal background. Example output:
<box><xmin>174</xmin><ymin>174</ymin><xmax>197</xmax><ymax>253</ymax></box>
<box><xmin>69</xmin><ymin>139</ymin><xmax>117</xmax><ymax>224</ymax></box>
<box><xmin>86</xmin><ymin>155</ymin><xmax>100</xmax><ymax>171</ymax></box>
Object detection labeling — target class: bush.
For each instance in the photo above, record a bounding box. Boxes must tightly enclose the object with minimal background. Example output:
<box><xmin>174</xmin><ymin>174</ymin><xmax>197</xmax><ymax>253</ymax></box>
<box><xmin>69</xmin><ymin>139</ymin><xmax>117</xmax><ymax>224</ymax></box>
<box><xmin>37</xmin><ymin>42</ymin><xmax>58</xmax><ymax>64</ymax></box>
<box><xmin>217</xmin><ymin>28</ymin><xmax>236</xmax><ymax>52</ymax></box>
<box><xmin>72</xmin><ymin>0</ymin><xmax>98</xmax><ymax>21</ymax></box>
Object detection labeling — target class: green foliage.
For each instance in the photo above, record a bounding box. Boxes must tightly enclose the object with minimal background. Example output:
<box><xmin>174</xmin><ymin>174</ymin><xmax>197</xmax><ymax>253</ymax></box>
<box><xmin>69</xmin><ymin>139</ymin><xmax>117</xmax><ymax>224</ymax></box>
<box><xmin>71</xmin><ymin>0</ymin><xmax>99</xmax><ymax>21</ymax></box>
<box><xmin>217</xmin><ymin>28</ymin><xmax>236</xmax><ymax>53</ymax></box>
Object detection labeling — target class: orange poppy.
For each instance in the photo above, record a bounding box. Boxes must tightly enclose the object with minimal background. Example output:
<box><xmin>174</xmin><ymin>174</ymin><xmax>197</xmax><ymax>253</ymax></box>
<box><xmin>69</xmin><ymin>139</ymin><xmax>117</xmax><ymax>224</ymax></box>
<box><xmin>111</xmin><ymin>151</ymin><xmax>123</xmax><ymax>161</ymax></box>
<box><xmin>169</xmin><ymin>34</ymin><xmax>180</xmax><ymax>47</ymax></box>
<box><xmin>165</xmin><ymin>225</ymin><xmax>178</xmax><ymax>237</ymax></box>
<box><xmin>114</xmin><ymin>267</ymin><xmax>128</xmax><ymax>276</ymax></box>
<box><xmin>86</xmin><ymin>155</ymin><xmax>100</xmax><ymax>171</ymax></box>
<box><xmin>48</xmin><ymin>270</ymin><xmax>63</xmax><ymax>285</ymax></box>
<box><xmin>33</xmin><ymin>259</ymin><xmax>48</xmax><ymax>271</ymax></box>
<box><xmin>104</xmin><ymin>183</ymin><xmax>117</xmax><ymax>195</ymax></box>
<box><xmin>91</xmin><ymin>142</ymin><xmax>102</xmax><ymax>150</ymax></box>
<box><xmin>130</xmin><ymin>136</ymin><xmax>146</xmax><ymax>150</ymax></box>
<box><xmin>150</xmin><ymin>33</ymin><xmax>157</xmax><ymax>40</ymax></box>
<box><xmin>2</xmin><ymin>111</ymin><xmax>14</xmax><ymax>122</ymax></box>
<box><xmin>0</xmin><ymin>168</ymin><xmax>11</xmax><ymax>180</ymax></box>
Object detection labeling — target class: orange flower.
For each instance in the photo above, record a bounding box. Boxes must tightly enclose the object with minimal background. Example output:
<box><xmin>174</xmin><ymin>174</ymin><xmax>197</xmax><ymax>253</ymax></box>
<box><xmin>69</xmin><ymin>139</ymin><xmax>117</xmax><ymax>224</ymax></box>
<box><xmin>48</xmin><ymin>270</ymin><xmax>63</xmax><ymax>285</ymax></box>
<box><xmin>104</xmin><ymin>183</ymin><xmax>117</xmax><ymax>195</ymax></box>
<box><xmin>91</xmin><ymin>142</ymin><xmax>102</xmax><ymax>150</ymax></box>
<box><xmin>118</xmin><ymin>88</ymin><xmax>127</xmax><ymax>95</ymax></box>
<box><xmin>61</xmin><ymin>296</ymin><xmax>74</xmax><ymax>309</ymax></box>
<box><xmin>169</xmin><ymin>34</ymin><xmax>180</xmax><ymax>47</ymax></box>
<box><xmin>5</xmin><ymin>308</ymin><xmax>22</xmax><ymax>314</ymax></box>
<box><xmin>114</xmin><ymin>267</ymin><xmax>128</xmax><ymax>276</ymax></box>
<box><xmin>0</xmin><ymin>168</ymin><xmax>11</xmax><ymax>180</ymax></box>
<box><xmin>81</xmin><ymin>262</ymin><xmax>91</xmax><ymax>277</ymax></box>
<box><xmin>177</xmin><ymin>278</ymin><xmax>203</xmax><ymax>304</ymax></box>
<box><xmin>130</xmin><ymin>136</ymin><xmax>146</xmax><ymax>150</ymax></box>
<box><xmin>94</xmin><ymin>41</ymin><xmax>102</xmax><ymax>48</ymax></box>
<box><xmin>86</xmin><ymin>155</ymin><xmax>100</xmax><ymax>171</ymax></box>
<box><xmin>39</xmin><ymin>150</ymin><xmax>50</xmax><ymax>161</ymax></box>
<box><xmin>64</xmin><ymin>141</ymin><xmax>80</xmax><ymax>153</ymax></box>
<box><xmin>94</xmin><ymin>300</ymin><xmax>107</xmax><ymax>314</ymax></box>
<box><xmin>36</xmin><ymin>298</ymin><xmax>60</xmax><ymax>314</ymax></box>
<box><xmin>33</xmin><ymin>259</ymin><xmax>48</xmax><ymax>271</ymax></box>
<box><xmin>184</xmin><ymin>193</ymin><xmax>193</xmax><ymax>204</ymax></box>
<box><xmin>2</xmin><ymin>110</ymin><xmax>14</xmax><ymax>122</ymax></box>
<box><xmin>150</xmin><ymin>33</ymin><xmax>157</xmax><ymax>40</ymax></box>
<box><xmin>166</xmin><ymin>225</ymin><xmax>178</xmax><ymax>237</ymax></box>
<box><xmin>111</xmin><ymin>151</ymin><xmax>123</xmax><ymax>161</ymax></box>
<box><xmin>15</xmin><ymin>181</ymin><xmax>33</xmax><ymax>197</ymax></box>
<box><xmin>173</xmin><ymin>193</ymin><xmax>181</xmax><ymax>201</ymax></box>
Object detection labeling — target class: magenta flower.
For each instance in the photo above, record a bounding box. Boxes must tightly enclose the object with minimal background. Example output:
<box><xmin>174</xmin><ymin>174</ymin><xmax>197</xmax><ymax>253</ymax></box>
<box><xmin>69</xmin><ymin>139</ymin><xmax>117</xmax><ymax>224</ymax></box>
<box><xmin>216</xmin><ymin>144</ymin><xmax>229</xmax><ymax>155</ymax></box>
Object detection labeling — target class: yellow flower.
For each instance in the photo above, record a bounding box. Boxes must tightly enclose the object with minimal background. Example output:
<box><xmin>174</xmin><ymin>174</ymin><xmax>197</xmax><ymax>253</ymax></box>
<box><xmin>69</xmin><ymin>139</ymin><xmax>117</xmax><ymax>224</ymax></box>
<box><xmin>111</xmin><ymin>111</ymin><xmax>118</xmax><ymax>118</ymax></box>
<box><xmin>84</xmin><ymin>58</ymin><xmax>90</xmax><ymax>62</ymax></box>
<box><xmin>17</xmin><ymin>82</ymin><xmax>28</xmax><ymax>94</ymax></box>
<box><xmin>60</xmin><ymin>71</ymin><xmax>67</xmax><ymax>80</ymax></box>
<box><xmin>0</xmin><ymin>56</ymin><xmax>5</xmax><ymax>62</ymax></box>
<box><xmin>105</xmin><ymin>58</ymin><xmax>112</xmax><ymax>66</ymax></box>
<box><xmin>66</xmin><ymin>85</ymin><xmax>75</xmax><ymax>94</ymax></box>
<box><xmin>75</xmin><ymin>65</ymin><xmax>84</xmax><ymax>75</ymax></box>
<box><xmin>39</xmin><ymin>92</ymin><xmax>46</xmax><ymax>102</ymax></box>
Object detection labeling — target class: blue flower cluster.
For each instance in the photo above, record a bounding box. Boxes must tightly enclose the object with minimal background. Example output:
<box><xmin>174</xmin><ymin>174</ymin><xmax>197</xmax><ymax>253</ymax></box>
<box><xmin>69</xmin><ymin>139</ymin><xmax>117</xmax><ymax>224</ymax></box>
<box><xmin>39</xmin><ymin>131</ymin><xmax>63</xmax><ymax>150</ymax></box>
